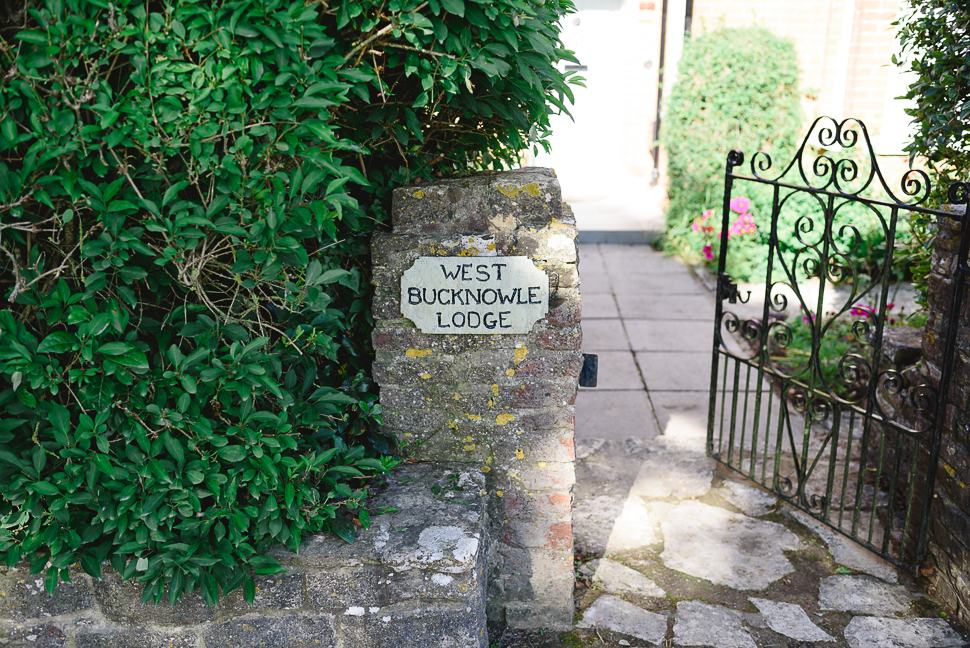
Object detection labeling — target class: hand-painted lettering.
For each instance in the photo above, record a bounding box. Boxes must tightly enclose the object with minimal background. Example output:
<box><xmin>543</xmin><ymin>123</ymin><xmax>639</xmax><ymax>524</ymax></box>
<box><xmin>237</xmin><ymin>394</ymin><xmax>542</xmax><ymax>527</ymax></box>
<box><xmin>460</xmin><ymin>264</ymin><xmax>472</xmax><ymax>280</ymax></box>
<box><xmin>492</xmin><ymin>263</ymin><xmax>506</xmax><ymax>280</ymax></box>
<box><xmin>476</xmin><ymin>264</ymin><xmax>490</xmax><ymax>281</ymax></box>
<box><xmin>528</xmin><ymin>286</ymin><xmax>541</xmax><ymax>304</ymax></box>
<box><xmin>441</xmin><ymin>265</ymin><xmax>462</xmax><ymax>280</ymax></box>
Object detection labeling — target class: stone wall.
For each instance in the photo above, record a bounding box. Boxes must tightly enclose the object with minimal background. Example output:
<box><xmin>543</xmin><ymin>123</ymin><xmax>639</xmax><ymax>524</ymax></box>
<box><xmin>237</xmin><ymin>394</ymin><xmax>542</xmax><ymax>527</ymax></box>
<box><xmin>918</xmin><ymin>205</ymin><xmax>970</xmax><ymax>626</ymax></box>
<box><xmin>0</xmin><ymin>464</ymin><xmax>489</xmax><ymax>648</ymax></box>
<box><xmin>370</xmin><ymin>168</ymin><xmax>581</xmax><ymax>630</ymax></box>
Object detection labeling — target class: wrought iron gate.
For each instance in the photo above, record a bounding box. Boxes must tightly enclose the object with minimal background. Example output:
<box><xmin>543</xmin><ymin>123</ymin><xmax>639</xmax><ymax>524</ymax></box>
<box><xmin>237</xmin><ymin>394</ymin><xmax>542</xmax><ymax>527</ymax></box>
<box><xmin>706</xmin><ymin>117</ymin><xmax>970</xmax><ymax>573</ymax></box>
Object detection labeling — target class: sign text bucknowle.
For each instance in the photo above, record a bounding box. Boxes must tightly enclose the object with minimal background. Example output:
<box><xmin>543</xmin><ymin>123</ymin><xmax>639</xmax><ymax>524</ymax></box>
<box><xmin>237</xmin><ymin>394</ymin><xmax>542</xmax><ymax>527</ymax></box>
<box><xmin>401</xmin><ymin>256</ymin><xmax>549</xmax><ymax>334</ymax></box>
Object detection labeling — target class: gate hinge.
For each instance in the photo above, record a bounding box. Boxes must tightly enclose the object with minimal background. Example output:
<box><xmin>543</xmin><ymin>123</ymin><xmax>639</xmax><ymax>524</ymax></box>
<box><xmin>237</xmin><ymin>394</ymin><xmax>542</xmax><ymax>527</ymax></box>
<box><xmin>718</xmin><ymin>273</ymin><xmax>750</xmax><ymax>304</ymax></box>
<box><xmin>579</xmin><ymin>353</ymin><xmax>598</xmax><ymax>388</ymax></box>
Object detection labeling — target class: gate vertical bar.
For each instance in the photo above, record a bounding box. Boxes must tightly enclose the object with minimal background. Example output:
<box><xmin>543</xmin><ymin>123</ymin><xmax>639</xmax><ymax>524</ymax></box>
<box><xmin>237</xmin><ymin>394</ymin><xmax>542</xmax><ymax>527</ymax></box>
<box><xmin>915</xmin><ymin>183</ymin><xmax>970</xmax><ymax>563</ymax></box>
<box><xmin>707</xmin><ymin>151</ymin><xmax>743</xmax><ymax>455</ymax></box>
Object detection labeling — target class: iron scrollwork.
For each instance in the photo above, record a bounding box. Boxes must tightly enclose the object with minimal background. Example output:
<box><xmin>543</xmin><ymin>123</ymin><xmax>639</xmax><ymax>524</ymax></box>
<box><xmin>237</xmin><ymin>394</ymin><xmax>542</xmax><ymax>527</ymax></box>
<box><xmin>710</xmin><ymin>116</ymin><xmax>966</xmax><ymax>573</ymax></box>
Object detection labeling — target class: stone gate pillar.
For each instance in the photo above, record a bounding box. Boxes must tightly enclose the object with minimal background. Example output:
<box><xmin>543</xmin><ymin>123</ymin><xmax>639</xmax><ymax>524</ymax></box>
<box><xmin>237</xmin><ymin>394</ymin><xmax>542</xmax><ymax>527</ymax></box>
<box><xmin>370</xmin><ymin>168</ymin><xmax>581</xmax><ymax>630</ymax></box>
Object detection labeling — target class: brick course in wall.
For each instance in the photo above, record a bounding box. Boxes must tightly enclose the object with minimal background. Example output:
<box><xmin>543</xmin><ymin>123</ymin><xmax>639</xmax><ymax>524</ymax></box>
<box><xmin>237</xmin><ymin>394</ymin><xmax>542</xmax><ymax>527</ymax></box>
<box><xmin>370</xmin><ymin>168</ymin><xmax>580</xmax><ymax>630</ymax></box>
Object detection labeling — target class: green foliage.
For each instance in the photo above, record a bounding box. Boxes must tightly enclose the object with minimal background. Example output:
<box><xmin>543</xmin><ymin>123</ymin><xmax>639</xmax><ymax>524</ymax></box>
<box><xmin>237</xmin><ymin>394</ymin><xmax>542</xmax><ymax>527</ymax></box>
<box><xmin>0</xmin><ymin>0</ymin><xmax>576</xmax><ymax>606</ymax></box>
<box><xmin>661</xmin><ymin>25</ymin><xmax>803</xmax><ymax>267</ymax></box>
<box><xmin>894</xmin><ymin>0</ymin><xmax>970</xmax><ymax>305</ymax></box>
<box><xmin>895</xmin><ymin>0</ymin><xmax>970</xmax><ymax>194</ymax></box>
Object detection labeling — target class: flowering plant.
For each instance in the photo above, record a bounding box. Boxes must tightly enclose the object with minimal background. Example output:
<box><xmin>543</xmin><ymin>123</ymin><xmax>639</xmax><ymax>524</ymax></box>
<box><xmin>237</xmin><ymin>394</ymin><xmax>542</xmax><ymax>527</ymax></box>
<box><xmin>689</xmin><ymin>196</ymin><xmax>758</xmax><ymax>262</ymax></box>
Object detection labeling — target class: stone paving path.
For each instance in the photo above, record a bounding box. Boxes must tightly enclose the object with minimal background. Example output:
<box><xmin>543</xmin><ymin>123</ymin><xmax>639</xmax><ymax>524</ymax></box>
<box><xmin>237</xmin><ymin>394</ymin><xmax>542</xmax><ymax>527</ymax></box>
<box><xmin>540</xmin><ymin>244</ymin><xmax>969</xmax><ymax>648</ymax></box>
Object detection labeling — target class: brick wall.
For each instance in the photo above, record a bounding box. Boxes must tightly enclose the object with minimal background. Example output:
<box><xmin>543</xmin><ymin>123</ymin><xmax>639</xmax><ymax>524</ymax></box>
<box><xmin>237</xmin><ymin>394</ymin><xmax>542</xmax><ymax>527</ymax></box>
<box><xmin>918</xmin><ymin>205</ymin><xmax>970</xmax><ymax>626</ymax></box>
<box><xmin>370</xmin><ymin>168</ymin><xmax>580</xmax><ymax>630</ymax></box>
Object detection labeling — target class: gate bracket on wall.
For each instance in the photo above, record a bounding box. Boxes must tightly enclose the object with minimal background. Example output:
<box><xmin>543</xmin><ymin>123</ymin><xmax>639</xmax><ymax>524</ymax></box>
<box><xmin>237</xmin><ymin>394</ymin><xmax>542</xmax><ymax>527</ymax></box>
<box><xmin>717</xmin><ymin>272</ymin><xmax>750</xmax><ymax>304</ymax></box>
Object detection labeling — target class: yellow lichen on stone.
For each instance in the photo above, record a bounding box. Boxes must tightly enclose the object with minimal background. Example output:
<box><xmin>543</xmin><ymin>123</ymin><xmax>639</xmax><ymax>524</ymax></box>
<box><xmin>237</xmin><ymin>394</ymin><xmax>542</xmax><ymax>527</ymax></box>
<box><xmin>464</xmin><ymin>444</ymin><xmax>476</xmax><ymax>451</ymax></box>
<box><xmin>944</xmin><ymin>463</ymin><xmax>967</xmax><ymax>487</ymax></box>
<box><xmin>481</xmin><ymin>465</ymin><xmax>491</xmax><ymax>473</ymax></box>
<box><xmin>505</xmin><ymin>368</ymin><xmax>515</xmax><ymax>376</ymax></box>
<box><xmin>496</xmin><ymin>491</ymin><xmax>503</xmax><ymax>497</ymax></box>
<box><xmin>465</xmin><ymin>413</ymin><xmax>481</xmax><ymax>421</ymax></box>
<box><xmin>496</xmin><ymin>182</ymin><xmax>541</xmax><ymax>198</ymax></box>
<box><xmin>414</xmin><ymin>190</ymin><xmax>424</xmax><ymax>199</ymax></box>
<box><xmin>420</xmin><ymin>373</ymin><xmax>431</xmax><ymax>379</ymax></box>
<box><xmin>513</xmin><ymin>347</ymin><xmax>529</xmax><ymax>364</ymax></box>
<box><xmin>515</xmin><ymin>449</ymin><xmax>524</xmax><ymax>459</ymax></box>
<box><xmin>487</xmin><ymin>243</ymin><xmax>496</xmax><ymax>250</ymax></box>
<box><xmin>496</xmin><ymin>413</ymin><xmax>515</xmax><ymax>425</ymax></box>
<box><xmin>491</xmin><ymin>384</ymin><xmax>499</xmax><ymax>396</ymax></box>
<box><xmin>406</xmin><ymin>348</ymin><xmax>433</xmax><ymax>358</ymax></box>
<box><xmin>537</xmin><ymin>461</ymin><xmax>547</xmax><ymax>468</ymax></box>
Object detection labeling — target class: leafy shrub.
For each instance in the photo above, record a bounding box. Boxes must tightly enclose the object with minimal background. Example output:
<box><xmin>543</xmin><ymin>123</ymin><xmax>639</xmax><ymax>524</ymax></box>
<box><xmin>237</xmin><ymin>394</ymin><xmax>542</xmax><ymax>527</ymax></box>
<box><xmin>0</xmin><ymin>0</ymin><xmax>576</xmax><ymax>606</ymax></box>
<box><xmin>894</xmin><ymin>0</ymin><xmax>970</xmax><ymax>305</ymax></box>
<box><xmin>661</xmin><ymin>25</ymin><xmax>803</xmax><ymax>273</ymax></box>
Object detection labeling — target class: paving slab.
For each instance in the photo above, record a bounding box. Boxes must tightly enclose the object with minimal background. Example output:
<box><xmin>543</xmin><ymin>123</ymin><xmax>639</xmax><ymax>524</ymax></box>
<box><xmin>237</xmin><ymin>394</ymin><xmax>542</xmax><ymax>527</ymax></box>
<box><xmin>673</xmin><ymin>601</ymin><xmax>757</xmax><ymax>648</ymax></box>
<box><xmin>789</xmin><ymin>510</ymin><xmax>899</xmax><ymax>583</ymax></box>
<box><xmin>625</xmin><ymin>319</ymin><xmax>713</xmax><ymax>352</ymax></box>
<box><xmin>629</xmin><ymin>451</ymin><xmax>714</xmax><ymax>499</ymax></box>
<box><xmin>591</xmin><ymin>558</ymin><xmax>666</xmax><ymax>598</ymax></box>
<box><xmin>842</xmin><ymin>617</ymin><xmax>965</xmax><ymax>648</ymax></box>
<box><xmin>581</xmin><ymin>319</ymin><xmax>629</xmax><ymax>351</ymax></box>
<box><xmin>583</xmin><ymin>351</ymin><xmax>642</xmax><ymax>390</ymax></box>
<box><xmin>818</xmin><ymin>575</ymin><xmax>922</xmax><ymax>616</ymax></box>
<box><xmin>616</xmin><ymin>293</ymin><xmax>713</xmax><ymax>320</ymax></box>
<box><xmin>575</xmin><ymin>391</ymin><xmax>660</xmax><ymax>440</ymax></box>
<box><xmin>572</xmin><ymin>495</ymin><xmax>625</xmax><ymax>553</ymax></box>
<box><xmin>610</xmin><ymin>270</ymin><xmax>707</xmax><ymax>296</ymax></box>
<box><xmin>648</xmin><ymin>391</ymin><xmax>710</xmax><ymax>440</ymax></box>
<box><xmin>582</xmin><ymin>292</ymin><xmax>620</xmax><ymax>318</ymax></box>
<box><xmin>715</xmin><ymin>480</ymin><xmax>779</xmax><ymax>517</ymax></box>
<box><xmin>660</xmin><ymin>500</ymin><xmax>803</xmax><ymax>590</ymax></box>
<box><xmin>577</xmin><ymin>594</ymin><xmax>668</xmax><ymax>644</ymax></box>
<box><xmin>604</xmin><ymin>498</ymin><xmax>672</xmax><ymax>553</ymax></box>
<box><xmin>748</xmin><ymin>597</ymin><xmax>835</xmax><ymax>642</ymax></box>
<box><xmin>600</xmin><ymin>244</ymin><xmax>690</xmax><ymax>276</ymax></box>
<box><xmin>637</xmin><ymin>351</ymin><xmax>712</xmax><ymax>391</ymax></box>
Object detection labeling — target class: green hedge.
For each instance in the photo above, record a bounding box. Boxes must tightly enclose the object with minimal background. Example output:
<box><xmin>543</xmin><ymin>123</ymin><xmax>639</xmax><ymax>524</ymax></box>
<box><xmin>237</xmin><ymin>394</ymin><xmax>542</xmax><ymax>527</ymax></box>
<box><xmin>0</xmin><ymin>0</ymin><xmax>577</xmax><ymax>606</ymax></box>
<box><xmin>660</xmin><ymin>26</ymin><xmax>802</xmax><ymax>277</ymax></box>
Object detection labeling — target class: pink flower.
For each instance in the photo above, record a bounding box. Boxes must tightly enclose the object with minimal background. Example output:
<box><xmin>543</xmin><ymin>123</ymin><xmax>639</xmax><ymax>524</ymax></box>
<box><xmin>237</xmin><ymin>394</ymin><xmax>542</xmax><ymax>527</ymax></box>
<box><xmin>887</xmin><ymin>303</ymin><xmax>895</xmax><ymax>311</ymax></box>
<box><xmin>730</xmin><ymin>197</ymin><xmax>750</xmax><ymax>214</ymax></box>
<box><xmin>692</xmin><ymin>220</ymin><xmax>701</xmax><ymax>233</ymax></box>
<box><xmin>703</xmin><ymin>244</ymin><xmax>714</xmax><ymax>260</ymax></box>
<box><xmin>850</xmin><ymin>306</ymin><xmax>874</xmax><ymax>317</ymax></box>
<box><xmin>701</xmin><ymin>209</ymin><xmax>714</xmax><ymax>220</ymax></box>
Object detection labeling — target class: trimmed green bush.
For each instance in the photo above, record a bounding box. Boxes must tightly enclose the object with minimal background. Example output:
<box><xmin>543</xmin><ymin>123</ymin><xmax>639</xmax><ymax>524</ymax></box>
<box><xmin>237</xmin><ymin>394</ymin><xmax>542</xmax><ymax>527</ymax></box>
<box><xmin>0</xmin><ymin>0</ymin><xmax>577</xmax><ymax>605</ymax></box>
<box><xmin>660</xmin><ymin>26</ymin><xmax>802</xmax><ymax>277</ymax></box>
